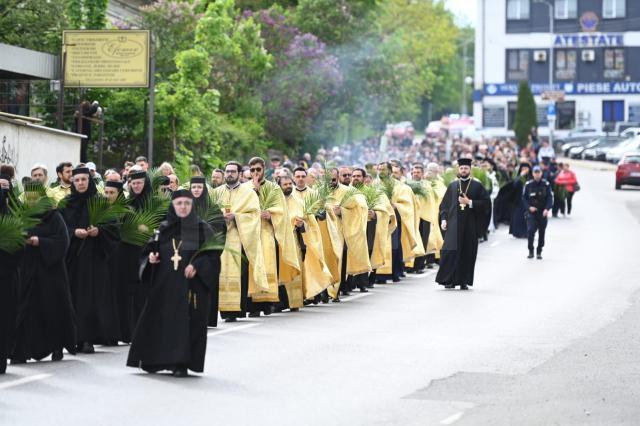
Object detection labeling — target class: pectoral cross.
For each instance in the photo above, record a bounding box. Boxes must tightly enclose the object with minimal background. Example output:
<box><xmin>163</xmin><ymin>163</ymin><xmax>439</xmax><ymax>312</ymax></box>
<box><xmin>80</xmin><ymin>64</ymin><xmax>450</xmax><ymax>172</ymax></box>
<box><xmin>459</xmin><ymin>203</ymin><xmax>466</xmax><ymax>211</ymax></box>
<box><xmin>171</xmin><ymin>239</ymin><xmax>183</xmax><ymax>271</ymax></box>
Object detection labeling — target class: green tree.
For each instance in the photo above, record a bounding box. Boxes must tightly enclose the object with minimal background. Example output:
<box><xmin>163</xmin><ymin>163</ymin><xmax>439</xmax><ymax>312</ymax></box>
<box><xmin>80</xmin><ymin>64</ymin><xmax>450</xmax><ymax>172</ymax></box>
<box><xmin>513</xmin><ymin>80</ymin><xmax>538</xmax><ymax>147</ymax></box>
<box><xmin>0</xmin><ymin>0</ymin><xmax>66</xmax><ymax>53</ymax></box>
<box><xmin>64</xmin><ymin>0</ymin><xmax>108</xmax><ymax>29</ymax></box>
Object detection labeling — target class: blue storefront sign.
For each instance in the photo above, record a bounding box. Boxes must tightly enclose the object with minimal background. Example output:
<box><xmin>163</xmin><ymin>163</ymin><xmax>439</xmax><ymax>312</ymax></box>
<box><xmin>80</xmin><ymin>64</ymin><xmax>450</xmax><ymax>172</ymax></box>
<box><xmin>553</xmin><ymin>33</ymin><xmax>623</xmax><ymax>48</ymax></box>
<box><xmin>483</xmin><ymin>81</ymin><xmax>640</xmax><ymax>97</ymax></box>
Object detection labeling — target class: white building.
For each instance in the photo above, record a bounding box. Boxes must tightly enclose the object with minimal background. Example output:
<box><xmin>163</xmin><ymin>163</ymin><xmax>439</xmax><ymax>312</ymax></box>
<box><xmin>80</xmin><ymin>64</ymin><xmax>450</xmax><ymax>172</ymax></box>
<box><xmin>474</xmin><ymin>0</ymin><xmax>640</xmax><ymax>136</ymax></box>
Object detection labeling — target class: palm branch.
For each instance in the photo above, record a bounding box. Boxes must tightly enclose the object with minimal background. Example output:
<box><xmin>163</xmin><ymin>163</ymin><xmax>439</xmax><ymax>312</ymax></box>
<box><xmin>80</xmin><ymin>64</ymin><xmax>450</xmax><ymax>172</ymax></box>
<box><xmin>358</xmin><ymin>184</ymin><xmax>383</xmax><ymax>210</ymax></box>
<box><xmin>0</xmin><ymin>214</ymin><xmax>27</xmax><ymax>253</ymax></box>
<box><xmin>87</xmin><ymin>196</ymin><xmax>128</xmax><ymax>228</ymax></box>
<box><xmin>174</xmin><ymin>151</ymin><xmax>193</xmax><ymax>189</ymax></box>
<box><xmin>120</xmin><ymin>195</ymin><xmax>169</xmax><ymax>246</ymax></box>
<box><xmin>471</xmin><ymin>167</ymin><xmax>493</xmax><ymax>192</ymax></box>
<box><xmin>9</xmin><ymin>184</ymin><xmax>54</xmax><ymax>231</ymax></box>
<box><xmin>189</xmin><ymin>231</ymin><xmax>241</xmax><ymax>266</ymax></box>
<box><xmin>148</xmin><ymin>167</ymin><xmax>166</xmax><ymax>193</ymax></box>
<box><xmin>197</xmin><ymin>191</ymin><xmax>224</xmax><ymax>225</ymax></box>
<box><xmin>258</xmin><ymin>183</ymin><xmax>282</xmax><ymax>211</ymax></box>
<box><xmin>442</xmin><ymin>168</ymin><xmax>458</xmax><ymax>186</ymax></box>
<box><xmin>378</xmin><ymin>176</ymin><xmax>395</xmax><ymax>200</ymax></box>
<box><xmin>406</xmin><ymin>181</ymin><xmax>430</xmax><ymax>200</ymax></box>
<box><xmin>302</xmin><ymin>190</ymin><xmax>325</xmax><ymax>217</ymax></box>
<box><xmin>338</xmin><ymin>186</ymin><xmax>361</xmax><ymax>207</ymax></box>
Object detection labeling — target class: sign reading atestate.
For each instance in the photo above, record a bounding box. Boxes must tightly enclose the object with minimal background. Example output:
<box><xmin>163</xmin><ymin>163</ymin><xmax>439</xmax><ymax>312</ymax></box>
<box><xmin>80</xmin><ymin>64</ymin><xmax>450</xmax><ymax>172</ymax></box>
<box><xmin>63</xmin><ymin>30</ymin><xmax>150</xmax><ymax>88</ymax></box>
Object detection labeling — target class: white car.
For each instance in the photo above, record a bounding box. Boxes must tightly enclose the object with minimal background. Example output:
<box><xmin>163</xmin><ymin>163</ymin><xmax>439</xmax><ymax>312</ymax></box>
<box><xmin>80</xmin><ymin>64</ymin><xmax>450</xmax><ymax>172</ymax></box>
<box><xmin>606</xmin><ymin>137</ymin><xmax>640</xmax><ymax>163</ymax></box>
<box><xmin>620</xmin><ymin>127</ymin><xmax>640</xmax><ymax>139</ymax></box>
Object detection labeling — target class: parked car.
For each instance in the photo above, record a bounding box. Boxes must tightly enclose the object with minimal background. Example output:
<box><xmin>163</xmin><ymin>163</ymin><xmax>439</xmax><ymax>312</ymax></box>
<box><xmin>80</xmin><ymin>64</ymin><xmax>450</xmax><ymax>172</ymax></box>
<box><xmin>615</xmin><ymin>151</ymin><xmax>640</xmax><ymax>189</ymax></box>
<box><xmin>557</xmin><ymin>127</ymin><xmax>605</xmax><ymax>154</ymax></box>
<box><xmin>620</xmin><ymin>126</ymin><xmax>640</xmax><ymax>138</ymax></box>
<box><xmin>582</xmin><ymin>136</ymin><xmax>625</xmax><ymax>160</ymax></box>
<box><xmin>606</xmin><ymin>137</ymin><xmax>640</xmax><ymax>163</ymax></box>
<box><xmin>561</xmin><ymin>137</ymin><xmax>597</xmax><ymax>156</ymax></box>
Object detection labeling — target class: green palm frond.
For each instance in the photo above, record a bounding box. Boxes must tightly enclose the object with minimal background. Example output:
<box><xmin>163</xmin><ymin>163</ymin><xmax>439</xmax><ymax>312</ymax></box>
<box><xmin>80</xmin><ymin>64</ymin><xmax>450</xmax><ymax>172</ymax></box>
<box><xmin>302</xmin><ymin>191</ymin><xmax>324</xmax><ymax>217</ymax></box>
<box><xmin>471</xmin><ymin>167</ymin><xmax>493</xmax><ymax>192</ymax></box>
<box><xmin>258</xmin><ymin>183</ymin><xmax>282</xmax><ymax>211</ymax></box>
<box><xmin>197</xmin><ymin>191</ymin><xmax>224</xmax><ymax>225</ymax></box>
<box><xmin>189</xmin><ymin>231</ymin><xmax>241</xmax><ymax>266</ymax></box>
<box><xmin>174</xmin><ymin>151</ymin><xmax>193</xmax><ymax>189</ymax></box>
<box><xmin>378</xmin><ymin>177</ymin><xmax>395</xmax><ymax>200</ymax></box>
<box><xmin>406</xmin><ymin>181</ymin><xmax>430</xmax><ymax>200</ymax></box>
<box><xmin>338</xmin><ymin>186</ymin><xmax>361</xmax><ymax>207</ymax></box>
<box><xmin>442</xmin><ymin>168</ymin><xmax>458</xmax><ymax>186</ymax></box>
<box><xmin>148</xmin><ymin>168</ymin><xmax>165</xmax><ymax>193</ymax></box>
<box><xmin>0</xmin><ymin>215</ymin><xmax>27</xmax><ymax>253</ymax></box>
<box><xmin>87</xmin><ymin>196</ymin><xmax>128</xmax><ymax>228</ymax></box>
<box><xmin>358</xmin><ymin>184</ymin><xmax>383</xmax><ymax>210</ymax></box>
<box><xmin>120</xmin><ymin>195</ymin><xmax>169</xmax><ymax>246</ymax></box>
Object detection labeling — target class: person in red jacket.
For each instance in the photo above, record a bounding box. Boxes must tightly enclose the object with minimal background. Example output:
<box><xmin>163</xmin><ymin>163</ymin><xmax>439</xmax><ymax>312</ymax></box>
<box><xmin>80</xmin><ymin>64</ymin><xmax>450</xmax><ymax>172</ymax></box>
<box><xmin>555</xmin><ymin>164</ymin><xmax>578</xmax><ymax>216</ymax></box>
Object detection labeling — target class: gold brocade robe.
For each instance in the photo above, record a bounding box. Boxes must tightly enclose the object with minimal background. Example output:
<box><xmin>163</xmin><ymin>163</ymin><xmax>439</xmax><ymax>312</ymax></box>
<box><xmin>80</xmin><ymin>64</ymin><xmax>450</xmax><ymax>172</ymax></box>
<box><xmin>325</xmin><ymin>185</ymin><xmax>371</xmax><ymax>298</ymax></box>
<box><xmin>370</xmin><ymin>192</ymin><xmax>397</xmax><ymax>271</ymax></box>
<box><xmin>427</xmin><ymin>177</ymin><xmax>447</xmax><ymax>256</ymax></box>
<box><xmin>249</xmin><ymin>181</ymin><xmax>300</xmax><ymax>304</ymax></box>
<box><xmin>291</xmin><ymin>188</ymin><xmax>334</xmax><ymax>299</ymax></box>
<box><xmin>392</xmin><ymin>181</ymin><xmax>422</xmax><ymax>262</ymax></box>
<box><xmin>214</xmin><ymin>183</ymin><xmax>268</xmax><ymax>312</ymax></box>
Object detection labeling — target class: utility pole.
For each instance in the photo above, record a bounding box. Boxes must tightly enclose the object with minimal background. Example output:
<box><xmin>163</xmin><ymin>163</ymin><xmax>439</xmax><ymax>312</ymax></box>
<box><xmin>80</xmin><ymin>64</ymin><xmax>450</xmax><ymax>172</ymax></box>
<box><xmin>148</xmin><ymin>40</ymin><xmax>156</xmax><ymax>167</ymax></box>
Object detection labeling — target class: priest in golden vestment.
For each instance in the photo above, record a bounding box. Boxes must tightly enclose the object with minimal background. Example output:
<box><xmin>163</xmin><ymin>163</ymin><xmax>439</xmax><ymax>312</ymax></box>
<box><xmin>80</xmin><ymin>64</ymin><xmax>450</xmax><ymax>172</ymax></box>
<box><xmin>214</xmin><ymin>161</ymin><xmax>269</xmax><ymax>323</ymax></box>
<box><xmin>426</xmin><ymin>162</ymin><xmax>446</xmax><ymax>266</ymax></box>
<box><xmin>291</xmin><ymin>167</ymin><xmax>334</xmax><ymax>303</ymax></box>
<box><xmin>332</xmin><ymin>167</ymin><xmax>371</xmax><ymax>297</ymax></box>
<box><xmin>245</xmin><ymin>157</ymin><xmax>300</xmax><ymax>317</ymax></box>
<box><xmin>407</xmin><ymin>163</ymin><xmax>437</xmax><ymax>274</ymax></box>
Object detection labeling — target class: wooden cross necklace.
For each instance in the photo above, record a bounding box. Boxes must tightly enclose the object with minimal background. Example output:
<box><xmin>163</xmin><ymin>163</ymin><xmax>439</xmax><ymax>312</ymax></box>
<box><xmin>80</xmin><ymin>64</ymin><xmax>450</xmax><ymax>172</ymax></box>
<box><xmin>171</xmin><ymin>238</ymin><xmax>183</xmax><ymax>271</ymax></box>
<box><xmin>458</xmin><ymin>179</ymin><xmax>471</xmax><ymax>211</ymax></box>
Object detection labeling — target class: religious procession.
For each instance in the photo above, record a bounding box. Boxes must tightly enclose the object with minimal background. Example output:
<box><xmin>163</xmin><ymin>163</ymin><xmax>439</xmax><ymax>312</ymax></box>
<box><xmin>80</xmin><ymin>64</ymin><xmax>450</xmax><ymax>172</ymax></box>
<box><xmin>0</xmin><ymin>130</ymin><xmax>580</xmax><ymax>378</ymax></box>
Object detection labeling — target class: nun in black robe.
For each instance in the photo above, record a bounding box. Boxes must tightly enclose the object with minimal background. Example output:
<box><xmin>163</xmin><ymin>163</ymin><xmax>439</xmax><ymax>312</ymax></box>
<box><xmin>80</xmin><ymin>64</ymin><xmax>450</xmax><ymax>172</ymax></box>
<box><xmin>190</xmin><ymin>176</ymin><xmax>225</xmax><ymax>327</ymax></box>
<box><xmin>60</xmin><ymin>167</ymin><xmax>119</xmax><ymax>353</ymax></box>
<box><xmin>12</xmin><ymin>186</ymin><xmax>77</xmax><ymax>362</ymax></box>
<box><xmin>436</xmin><ymin>159</ymin><xmax>491</xmax><ymax>289</ymax></box>
<box><xmin>0</xmin><ymin>173</ymin><xmax>20</xmax><ymax>374</ymax></box>
<box><xmin>127</xmin><ymin>189</ymin><xmax>222</xmax><ymax>377</ymax></box>
<box><xmin>116</xmin><ymin>172</ymin><xmax>153</xmax><ymax>342</ymax></box>
<box><xmin>509</xmin><ymin>163</ymin><xmax>532</xmax><ymax>239</ymax></box>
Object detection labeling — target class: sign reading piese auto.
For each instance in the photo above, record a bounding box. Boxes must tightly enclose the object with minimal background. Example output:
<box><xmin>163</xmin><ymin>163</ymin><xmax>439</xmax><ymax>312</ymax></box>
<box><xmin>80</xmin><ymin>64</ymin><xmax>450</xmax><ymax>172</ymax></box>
<box><xmin>63</xmin><ymin>30</ymin><xmax>150</xmax><ymax>88</ymax></box>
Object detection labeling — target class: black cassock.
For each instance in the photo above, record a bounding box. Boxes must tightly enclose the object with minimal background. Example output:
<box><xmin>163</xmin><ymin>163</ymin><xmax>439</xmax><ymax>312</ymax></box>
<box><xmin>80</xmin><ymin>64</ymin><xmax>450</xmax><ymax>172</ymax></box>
<box><xmin>0</xmin><ymin>249</ymin><xmax>20</xmax><ymax>374</ymax></box>
<box><xmin>127</xmin><ymin>206</ymin><xmax>221</xmax><ymax>373</ymax></box>
<box><xmin>61</xmin><ymin>183</ymin><xmax>120</xmax><ymax>345</ymax></box>
<box><xmin>13</xmin><ymin>210</ymin><xmax>77</xmax><ymax>360</ymax></box>
<box><xmin>436</xmin><ymin>178</ymin><xmax>490</xmax><ymax>287</ymax></box>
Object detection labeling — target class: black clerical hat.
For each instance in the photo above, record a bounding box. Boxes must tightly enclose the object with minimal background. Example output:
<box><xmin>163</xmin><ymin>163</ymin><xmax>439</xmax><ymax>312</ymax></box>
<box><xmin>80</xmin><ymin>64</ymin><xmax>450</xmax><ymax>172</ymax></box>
<box><xmin>158</xmin><ymin>176</ymin><xmax>170</xmax><ymax>185</ymax></box>
<box><xmin>190</xmin><ymin>176</ymin><xmax>206</xmax><ymax>184</ymax></box>
<box><xmin>72</xmin><ymin>167</ymin><xmax>90</xmax><ymax>176</ymax></box>
<box><xmin>105</xmin><ymin>181</ymin><xmax>124</xmax><ymax>190</ymax></box>
<box><xmin>171</xmin><ymin>189</ymin><xmax>193</xmax><ymax>200</ymax></box>
<box><xmin>129</xmin><ymin>171</ymin><xmax>147</xmax><ymax>181</ymax></box>
<box><xmin>458</xmin><ymin>158</ymin><xmax>472</xmax><ymax>167</ymax></box>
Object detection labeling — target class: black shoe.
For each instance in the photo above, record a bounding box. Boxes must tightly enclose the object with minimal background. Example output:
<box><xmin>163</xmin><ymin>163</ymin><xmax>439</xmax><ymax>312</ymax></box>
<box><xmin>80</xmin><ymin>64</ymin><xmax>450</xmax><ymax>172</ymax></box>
<box><xmin>366</xmin><ymin>284</ymin><xmax>374</xmax><ymax>288</ymax></box>
<box><xmin>359</xmin><ymin>288</ymin><xmax>368</xmax><ymax>293</ymax></box>
<box><xmin>290</xmin><ymin>308</ymin><xmax>299</xmax><ymax>312</ymax></box>
<box><xmin>332</xmin><ymin>298</ymin><xmax>341</xmax><ymax>303</ymax></box>
<box><xmin>248</xmin><ymin>312</ymin><xmax>261</xmax><ymax>318</ymax></box>
<box><xmin>444</xmin><ymin>284</ymin><xmax>455</xmax><ymax>289</ymax></box>
<box><xmin>143</xmin><ymin>366</ymin><xmax>160</xmax><ymax>374</ymax></box>
<box><xmin>172</xmin><ymin>368</ymin><xmax>188</xmax><ymax>378</ymax></box>
<box><xmin>303</xmin><ymin>300</ymin><xmax>312</xmax><ymax>306</ymax></box>
<box><xmin>537</xmin><ymin>253</ymin><xmax>543</xmax><ymax>260</ymax></box>
<box><xmin>460</xmin><ymin>284</ymin><xmax>469</xmax><ymax>290</ymax></box>
<box><xmin>52</xmin><ymin>350</ymin><xmax>63</xmax><ymax>362</ymax></box>
<box><xmin>527</xmin><ymin>251</ymin><xmax>534</xmax><ymax>259</ymax></box>
<box><xmin>376</xmin><ymin>279</ymin><xmax>387</xmax><ymax>284</ymax></box>
<box><xmin>426</xmin><ymin>264</ymin><xmax>434</xmax><ymax>269</ymax></box>
<box><xmin>320</xmin><ymin>293</ymin><xmax>329</xmax><ymax>304</ymax></box>
<box><xmin>392</xmin><ymin>277</ymin><xmax>401</xmax><ymax>283</ymax></box>
<box><xmin>10</xmin><ymin>358</ymin><xmax>26</xmax><ymax>365</ymax></box>
<box><xmin>340</xmin><ymin>291</ymin><xmax>351</xmax><ymax>296</ymax></box>
<box><xmin>224</xmin><ymin>317</ymin><xmax>237</xmax><ymax>323</ymax></box>
<box><xmin>263</xmin><ymin>306</ymin><xmax>273</xmax><ymax>316</ymax></box>
<box><xmin>80</xmin><ymin>342</ymin><xmax>95</xmax><ymax>354</ymax></box>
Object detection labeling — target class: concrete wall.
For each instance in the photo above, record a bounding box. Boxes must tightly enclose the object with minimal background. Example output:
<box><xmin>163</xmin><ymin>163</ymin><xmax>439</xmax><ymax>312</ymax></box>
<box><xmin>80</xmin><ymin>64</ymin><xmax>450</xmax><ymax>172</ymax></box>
<box><xmin>0</xmin><ymin>117</ymin><xmax>82</xmax><ymax>181</ymax></box>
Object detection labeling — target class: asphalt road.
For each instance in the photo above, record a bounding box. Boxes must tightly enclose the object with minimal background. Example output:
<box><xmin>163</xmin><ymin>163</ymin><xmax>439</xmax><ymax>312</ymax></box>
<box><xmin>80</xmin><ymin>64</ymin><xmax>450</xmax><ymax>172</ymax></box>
<box><xmin>2</xmin><ymin>163</ymin><xmax>639</xmax><ymax>426</ymax></box>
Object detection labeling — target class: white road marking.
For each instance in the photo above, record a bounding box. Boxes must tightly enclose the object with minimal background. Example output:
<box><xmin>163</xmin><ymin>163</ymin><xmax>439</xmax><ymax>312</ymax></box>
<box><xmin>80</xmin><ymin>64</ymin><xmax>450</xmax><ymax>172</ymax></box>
<box><xmin>490</xmin><ymin>241</ymin><xmax>501</xmax><ymax>247</ymax></box>
<box><xmin>0</xmin><ymin>373</ymin><xmax>52</xmax><ymax>390</ymax></box>
<box><xmin>208</xmin><ymin>323</ymin><xmax>260</xmax><ymax>336</ymax></box>
<box><xmin>439</xmin><ymin>411</ymin><xmax>464</xmax><ymax>425</ymax></box>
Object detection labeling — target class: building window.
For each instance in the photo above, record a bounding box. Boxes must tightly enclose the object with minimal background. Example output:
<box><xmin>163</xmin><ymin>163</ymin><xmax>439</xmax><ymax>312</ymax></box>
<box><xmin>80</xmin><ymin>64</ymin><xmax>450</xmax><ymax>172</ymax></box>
<box><xmin>507</xmin><ymin>0</ymin><xmax>530</xmax><ymax>20</ymax></box>
<box><xmin>603</xmin><ymin>0</ymin><xmax>625</xmax><ymax>19</ymax></box>
<box><xmin>507</xmin><ymin>49</ymin><xmax>529</xmax><ymax>81</ymax></box>
<box><xmin>557</xmin><ymin>101</ymin><xmax>575</xmax><ymax>130</ymax></box>
<box><xmin>483</xmin><ymin>106</ymin><xmax>506</xmax><ymax>128</ymax></box>
<box><xmin>555</xmin><ymin>0</ymin><xmax>577</xmax><ymax>19</ymax></box>
<box><xmin>555</xmin><ymin>50</ymin><xmax>576</xmax><ymax>81</ymax></box>
<box><xmin>604</xmin><ymin>48</ymin><xmax>625</xmax><ymax>79</ymax></box>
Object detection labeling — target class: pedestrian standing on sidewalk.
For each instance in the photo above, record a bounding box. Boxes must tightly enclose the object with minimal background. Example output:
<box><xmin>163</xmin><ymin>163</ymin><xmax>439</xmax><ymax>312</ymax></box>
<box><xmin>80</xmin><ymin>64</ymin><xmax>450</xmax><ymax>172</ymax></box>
<box><xmin>555</xmin><ymin>163</ymin><xmax>579</xmax><ymax>216</ymax></box>
<box><xmin>523</xmin><ymin>166</ymin><xmax>553</xmax><ymax>260</ymax></box>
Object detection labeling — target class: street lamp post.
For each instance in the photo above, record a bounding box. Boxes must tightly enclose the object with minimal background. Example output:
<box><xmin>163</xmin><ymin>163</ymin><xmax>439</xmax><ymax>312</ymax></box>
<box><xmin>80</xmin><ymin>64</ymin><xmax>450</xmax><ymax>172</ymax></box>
<box><xmin>460</xmin><ymin>37</ymin><xmax>474</xmax><ymax>116</ymax></box>
<box><xmin>535</xmin><ymin>0</ymin><xmax>555</xmax><ymax>143</ymax></box>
